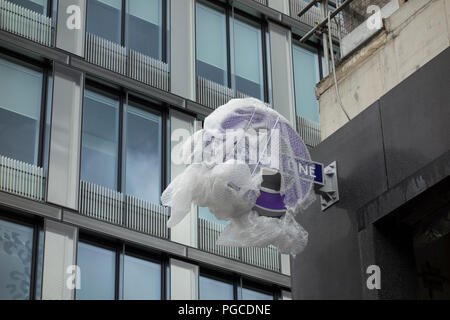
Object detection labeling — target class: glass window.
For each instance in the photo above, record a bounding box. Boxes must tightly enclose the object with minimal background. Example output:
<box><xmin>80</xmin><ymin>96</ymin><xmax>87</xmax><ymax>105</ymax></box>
<box><xmin>125</xmin><ymin>104</ymin><xmax>162</xmax><ymax>204</ymax></box>
<box><xmin>292</xmin><ymin>44</ymin><xmax>320</xmax><ymax>123</ymax></box>
<box><xmin>126</xmin><ymin>0</ymin><xmax>163</xmax><ymax>60</ymax></box>
<box><xmin>43</xmin><ymin>75</ymin><xmax>53</xmax><ymax>174</ymax></box>
<box><xmin>198</xmin><ymin>207</ymin><xmax>228</xmax><ymax>226</ymax></box>
<box><xmin>200</xmin><ymin>275</ymin><xmax>234</xmax><ymax>300</ymax></box>
<box><xmin>232</xmin><ymin>17</ymin><xmax>264</xmax><ymax>100</ymax></box>
<box><xmin>9</xmin><ymin>0</ymin><xmax>48</xmax><ymax>15</ymax></box>
<box><xmin>239</xmin><ymin>286</ymin><xmax>274</xmax><ymax>300</ymax></box>
<box><xmin>196</xmin><ymin>2</ymin><xmax>228</xmax><ymax>86</ymax></box>
<box><xmin>121</xmin><ymin>255</ymin><xmax>161</xmax><ymax>300</ymax></box>
<box><xmin>87</xmin><ymin>0</ymin><xmax>122</xmax><ymax>44</ymax></box>
<box><xmin>76</xmin><ymin>242</ymin><xmax>116</xmax><ymax>300</ymax></box>
<box><xmin>0</xmin><ymin>219</ymin><xmax>34</xmax><ymax>300</ymax></box>
<box><xmin>0</xmin><ymin>57</ymin><xmax>43</xmax><ymax>165</ymax></box>
<box><xmin>81</xmin><ymin>89</ymin><xmax>120</xmax><ymax>190</ymax></box>
<box><xmin>34</xmin><ymin>229</ymin><xmax>44</xmax><ymax>300</ymax></box>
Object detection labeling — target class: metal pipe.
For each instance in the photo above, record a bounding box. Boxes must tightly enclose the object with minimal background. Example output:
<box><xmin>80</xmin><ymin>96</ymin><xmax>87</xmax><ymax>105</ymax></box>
<box><xmin>300</xmin><ymin>0</ymin><xmax>355</xmax><ymax>43</ymax></box>
<box><xmin>322</xmin><ymin>0</ymin><xmax>330</xmax><ymax>76</ymax></box>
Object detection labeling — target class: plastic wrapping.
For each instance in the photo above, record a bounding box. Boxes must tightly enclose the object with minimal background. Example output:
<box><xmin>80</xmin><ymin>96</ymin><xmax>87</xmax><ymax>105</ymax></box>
<box><xmin>161</xmin><ymin>98</ymin><xmax>315</xmax><ymax>256</ymax></box>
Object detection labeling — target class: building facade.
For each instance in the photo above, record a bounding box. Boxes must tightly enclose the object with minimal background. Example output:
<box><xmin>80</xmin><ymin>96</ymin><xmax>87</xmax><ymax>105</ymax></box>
<box><xmin>292</xmin><ymin>0</ymin><xmax>450</xmax><ymax>299</ymax></box>
<box><xmin>0</xmin><ymin>0</ymin><xmax>333</xmax><ymax>300</ymax></box>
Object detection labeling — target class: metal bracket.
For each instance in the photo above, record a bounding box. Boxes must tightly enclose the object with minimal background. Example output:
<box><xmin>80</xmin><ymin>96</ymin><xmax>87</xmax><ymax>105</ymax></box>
<box><xmin>314</xmin><ymin>161</ymin><xmax>339</xmax><ymax>211</ymax></box>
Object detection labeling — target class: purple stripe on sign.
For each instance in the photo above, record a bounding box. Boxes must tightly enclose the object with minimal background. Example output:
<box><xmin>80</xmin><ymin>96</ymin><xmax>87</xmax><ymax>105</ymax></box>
<box><xmin>255</xmin><ymin>191</ymin><xmax>287</xmax><ymax>211</ymax></box>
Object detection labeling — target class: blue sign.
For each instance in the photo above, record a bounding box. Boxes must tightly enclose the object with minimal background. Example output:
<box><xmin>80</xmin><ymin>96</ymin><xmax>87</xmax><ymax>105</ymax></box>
<box><xmin>293</xmin><ymin>157</ymin><xmax>324</xmax><ymax>185</ymax></box>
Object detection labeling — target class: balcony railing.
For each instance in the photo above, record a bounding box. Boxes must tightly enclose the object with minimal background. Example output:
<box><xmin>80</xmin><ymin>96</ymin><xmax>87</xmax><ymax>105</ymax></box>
<box><xmin>289</xmin><ymin>0</ymin><xmax>345</xmax><ymax>39</ymax></box>
<box><xmin>198</xmin><ymin>218</ymin><xmax>281</xmax><ymax>273</ymax></box>
<box><xmin>253</xmin><ymin>0</ymin><xmax>268</xmax><ymax>5</ymax></box>
<box><xmin>296</xmin><ymin>116</ymin><xmax>321</xmax><ymax>147</ymax></box>
<box><xmin>0</xmin><ymin>0</ymin><xmax>53</xmax><ymax>46</ymax></box>
<box><xmin>79</xmin><ymin>181</ymin><xmax>169</xmax><ymax>239</ymax></box>
<box><xmin>85</xmin><ymin>33</ymin><xmax>169</xmax><ymax>91</ymax></box>
<box><xmin>0</xmin><ymin>155</ymin><xmax>45</xmax><ymax>201</ymax></box>
<box><xmin>196</xmin><ymin>76</ymin><xmax>272</xmax><ymax>110</ymax></box>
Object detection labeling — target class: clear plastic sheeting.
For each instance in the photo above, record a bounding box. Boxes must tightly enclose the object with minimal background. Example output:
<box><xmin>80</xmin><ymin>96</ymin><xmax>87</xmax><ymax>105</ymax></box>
<box><xmin>161</xmin><ymin>98</ymin><xmax>315</xmax><ymax>256</ymax></box>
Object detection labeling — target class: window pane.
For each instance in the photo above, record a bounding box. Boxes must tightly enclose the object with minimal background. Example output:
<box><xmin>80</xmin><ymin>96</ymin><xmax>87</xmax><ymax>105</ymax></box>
<box><xmin>126</xmin><ymin>0</ymin><xmax>162</xmax><ymax>60</ymax></box>
<box><xmin>125</xmin><ymin>105</ymin><xmax>162</xmax><ymax>204</ymax></box>
<box><xmin>0</xmin><ymin>219</ymin><xmax>34</xmax><ymax>300</ymax></box>
<box><xmin>87</xmin><ymin>0</ymin><xmax>122</xmax><ymax>44</ymax></box>
<box><xmin>8</xmin><ymin>0</ymin><xmax>47</xmax><ymax>15</ymax></box>
<box><xmin>34</xmin><ymin>229</ymin><xmax>44</xmax><ymax>300</ymax></box>
<box><xmin>200</xmin><ymin>275</ymin><xmax>234</xmax><ymax>300</ymax></box>
<box><xmin>76</xmin><ymin>242</ymin><xmax>116</xmax><ymax>300</ymax></box>
<box><xmin>81</xmin><ymin>90</ymin><xmax>119</xmax><ymax>190</ymax></box>
<box><xmin>43</xmin><ymin>75</ymin><xmax>53</xmax><ymax>175</ymax></box>
<box><xmin>122</xmin><ymin>255</ymin><xmax>161</xmax><ymax>300</ymax></box>
<box><xmin>293</xmin><ymin>45</ymin><xmax>320</xmax><ymax>123</ymax></box>
<box><xmin>0</xmin><ymin>57</ymin><xmax>42</xmax><ymax>164</ymax></box>
<box><xmin>198</xmin><ymin>207</ymin><xmax>228</xmax><ymax>226</ymax></box>
<box><xmin>240</xmin><ymin>287</ymin><xmax>273</xmax><ymax>300</ymax></box>
<box><xmin>232</xmin><ymin>17</ymin><xmax>264</xmax><ymax>100</ymax></box>
<box><xmin>196</xmin><ymin>3</ymin><xmax>228</xmax><ymax>86</ymax></box>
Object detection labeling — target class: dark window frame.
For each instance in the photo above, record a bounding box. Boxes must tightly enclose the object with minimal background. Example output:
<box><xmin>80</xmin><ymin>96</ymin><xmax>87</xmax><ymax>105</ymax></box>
<box><xmin>199</xmin><ymin>266</ymin><xmax>284</xmax><ymax>300</ymax></box>
<box><xmin>0</xmin><ymin>210</ymin><xmax>44</xmax><ymax>300</ymax></box>
<box><xmin>76</xmin><ymin>232</ymin><xmax>169</xmax><ymax>300</ymax></box>
<box><xmin>0</xmin><ymin>48</ymin><xmax>52</xmax><ymax>170</ymax></box>
<box><xmin>82</xmin><ymin>79</ymin><xmax>168</xmax><ymax>202</ymax></box>
<box><xmin>87</xmin><ymin>0</ymin><xmax>169</xmax><ymax>63</ymax></box>
<box><xmin>195</xmin><ymin>0</ymin><xmax>271</xmax><ymax>103</ymax></box>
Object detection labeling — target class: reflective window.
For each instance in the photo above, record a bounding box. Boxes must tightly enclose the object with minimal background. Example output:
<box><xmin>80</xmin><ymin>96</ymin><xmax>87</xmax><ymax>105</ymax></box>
<box><xmin>239</xmin><ymin>286</ymin><xmax>274</xmax><ymax>300</ymax></box>
<box><xmin>292</xmin><ymin>44</ymin><xmax>320</xmax><ymax>123</ymax></box>
<box><xmin>34</xmin><ymin>229</ymin><xmax>44</xmax><ymax>300</ymax></box>
<box><xmin>126</xmin><ymin>0</ymin><xmax>163</xmax><ymax>60</ymax></box>
<box><xmin>0</xmin><ymin>57</ymin><xmax>43</xmax><ymax>165</ymax></box>
<box><xmin>8</xmin><ymin>0</ymin><xmax>48</xmax><ymax>15</ymax></box>
<box><xmin>76</xmin><ymin>242</ymin><xmax>116</xmax><ymax>300</ymax></box>
<box><xmin>125</xmin><ymin>104</ymin><xmax>162</xmax><ymax>204</ymax></box>
<box><xmin>200</xmin><ymin>275</ymin><xmax>234</xmax><ymax>300</ymax></box>
<box><xmin>43</xmin><ymin>75</ymin><xmax>53</xmax><ymax>174</ymax></box>
<box><xmin>87</xmin><ymin>0</ymin><xmax>122</xmax><ymax>44</ymax></box>
<box><xmin>0</xmin><ymin>219</ymin><xmax>34</xmax><ymax>300</ymax></box>
<box><xmin>121</xmin><ymin>255</ymin><xmax>161</xmax><ymax>300</ymax></box>
<box><xmin>232</xmin><ymin>17</ymin><xmax>264</xmax><ymax>100</ymax></box>
<box><xmin>198</xmin><ymin>207</ymin><xmax>228</xmax><ymax>226</ymax></box>
<box><xmin>196</xmin><ymin>2</ymin><xmax>228</xmax><ymax>86</ymax></box>
<box><xmin>81</xmin><ymin>89</ymin><xmax>120</xmax><ymax>190</ymax></box>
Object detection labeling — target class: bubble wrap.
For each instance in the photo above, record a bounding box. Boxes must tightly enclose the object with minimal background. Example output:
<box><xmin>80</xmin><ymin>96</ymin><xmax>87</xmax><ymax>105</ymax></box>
<box><xmin>161</xmin><ymin>98</ymin><xmax>315</xmax><ymax>256</ymax></box>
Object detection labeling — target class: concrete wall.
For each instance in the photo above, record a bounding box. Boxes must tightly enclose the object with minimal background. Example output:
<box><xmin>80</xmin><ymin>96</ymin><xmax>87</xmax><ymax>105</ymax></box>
<box><xmin>292</xmin><ymin>46</ymin><xmax>450</xmax><ymax>299</ymax></box>
<box><xmin>317</xmin><ymin>0</ymin><xmax>450</xmax><ymax>139</ymax></box>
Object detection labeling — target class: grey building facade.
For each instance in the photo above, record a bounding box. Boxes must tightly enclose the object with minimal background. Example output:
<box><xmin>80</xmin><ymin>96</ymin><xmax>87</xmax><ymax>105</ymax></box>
<box><xmin>0</xmin><ymin>0</ymin><xmax>333</xmax><ymax>300</ymax></box>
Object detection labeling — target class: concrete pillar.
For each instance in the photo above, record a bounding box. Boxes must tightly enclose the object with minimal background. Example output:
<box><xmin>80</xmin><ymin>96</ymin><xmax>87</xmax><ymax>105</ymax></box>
<box><xmin>268</xmin><ymin>0</ymin><xmax>290</xmax><ymax>15</ymax></box>
<box><xmin>41</xmin><ymin>220</ymin><xmax>78</xmax><ymax>300</ymax></box>
<box><xmin>170</xmin><ymin>0</ymin><xmax>196</xmax><ymax>100</ymax></box>
<box><xmin>268</xmin><ymin>22</ymin><xmax>296</xmax><ymax>125</ymax></box>
<box><xmin>56</xmin><ymin>0</ymin><xmax>87</xmax><ymax>57</ymax></box>
<box><xmin>281</xmin><ymin>254</ymin><xmax>291</xmax><ymax>276</ymax></box>
<box><xmin>169</xmin><ymin>110</ymin><xmax>197</xmax><ymax>248</ymax></box>
<box><xmin>47</xmin><ymin>63</ymin><xmax>84</xmax><ymax>210</ymax></box>
<box><xmin>170</xmin><ymin>258</ymin><xmax>199</xmax><ymax>300</ymax></box>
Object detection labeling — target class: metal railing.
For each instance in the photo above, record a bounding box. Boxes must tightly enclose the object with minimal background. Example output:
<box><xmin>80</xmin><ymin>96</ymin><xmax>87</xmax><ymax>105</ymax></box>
<box><xmin>0</xmin><ymin>0</ymin><xmax>53</xmax><ymax>46</ymax></box>
<box><xmin>196</xmin><ymin>76</ymin><xmax>235</xmax><ymax>110</ymax></box>
<box><xmin>79</xmin><ymin>181</ymin><xmax>169</xmax><ymax>239</ymax></box>
<box><xmin>0</xmin><ymin>155</ymin><xmax>45</xmax><ymax>201</ymax></box>
<box><xmin>253</xmin><ymin>0</ymin><xmax>268</xmax><ymax>5</ymax></box>
<box><xmin>296</xmin><ymin>115</ymin><xmax>321</xmax><ymax>147</ymax></box>
<box><xmin>85</xmin><ymin>33</ymin><xmax>169</xmax><ymax>91</ymax></box>
<box><xmin>289</xmin><ymin>0</ymin><xmax>345</xmax><ymax>38</ymax></box>
<box><xmin>198</xmin><ymin>218</ymin><xmax>281</xmax><ymax>272</ymax></box>
<box><xmin>196</xmin><ymin>76</ymin><xmax>272</xmax><ymax>110</ymax></box>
